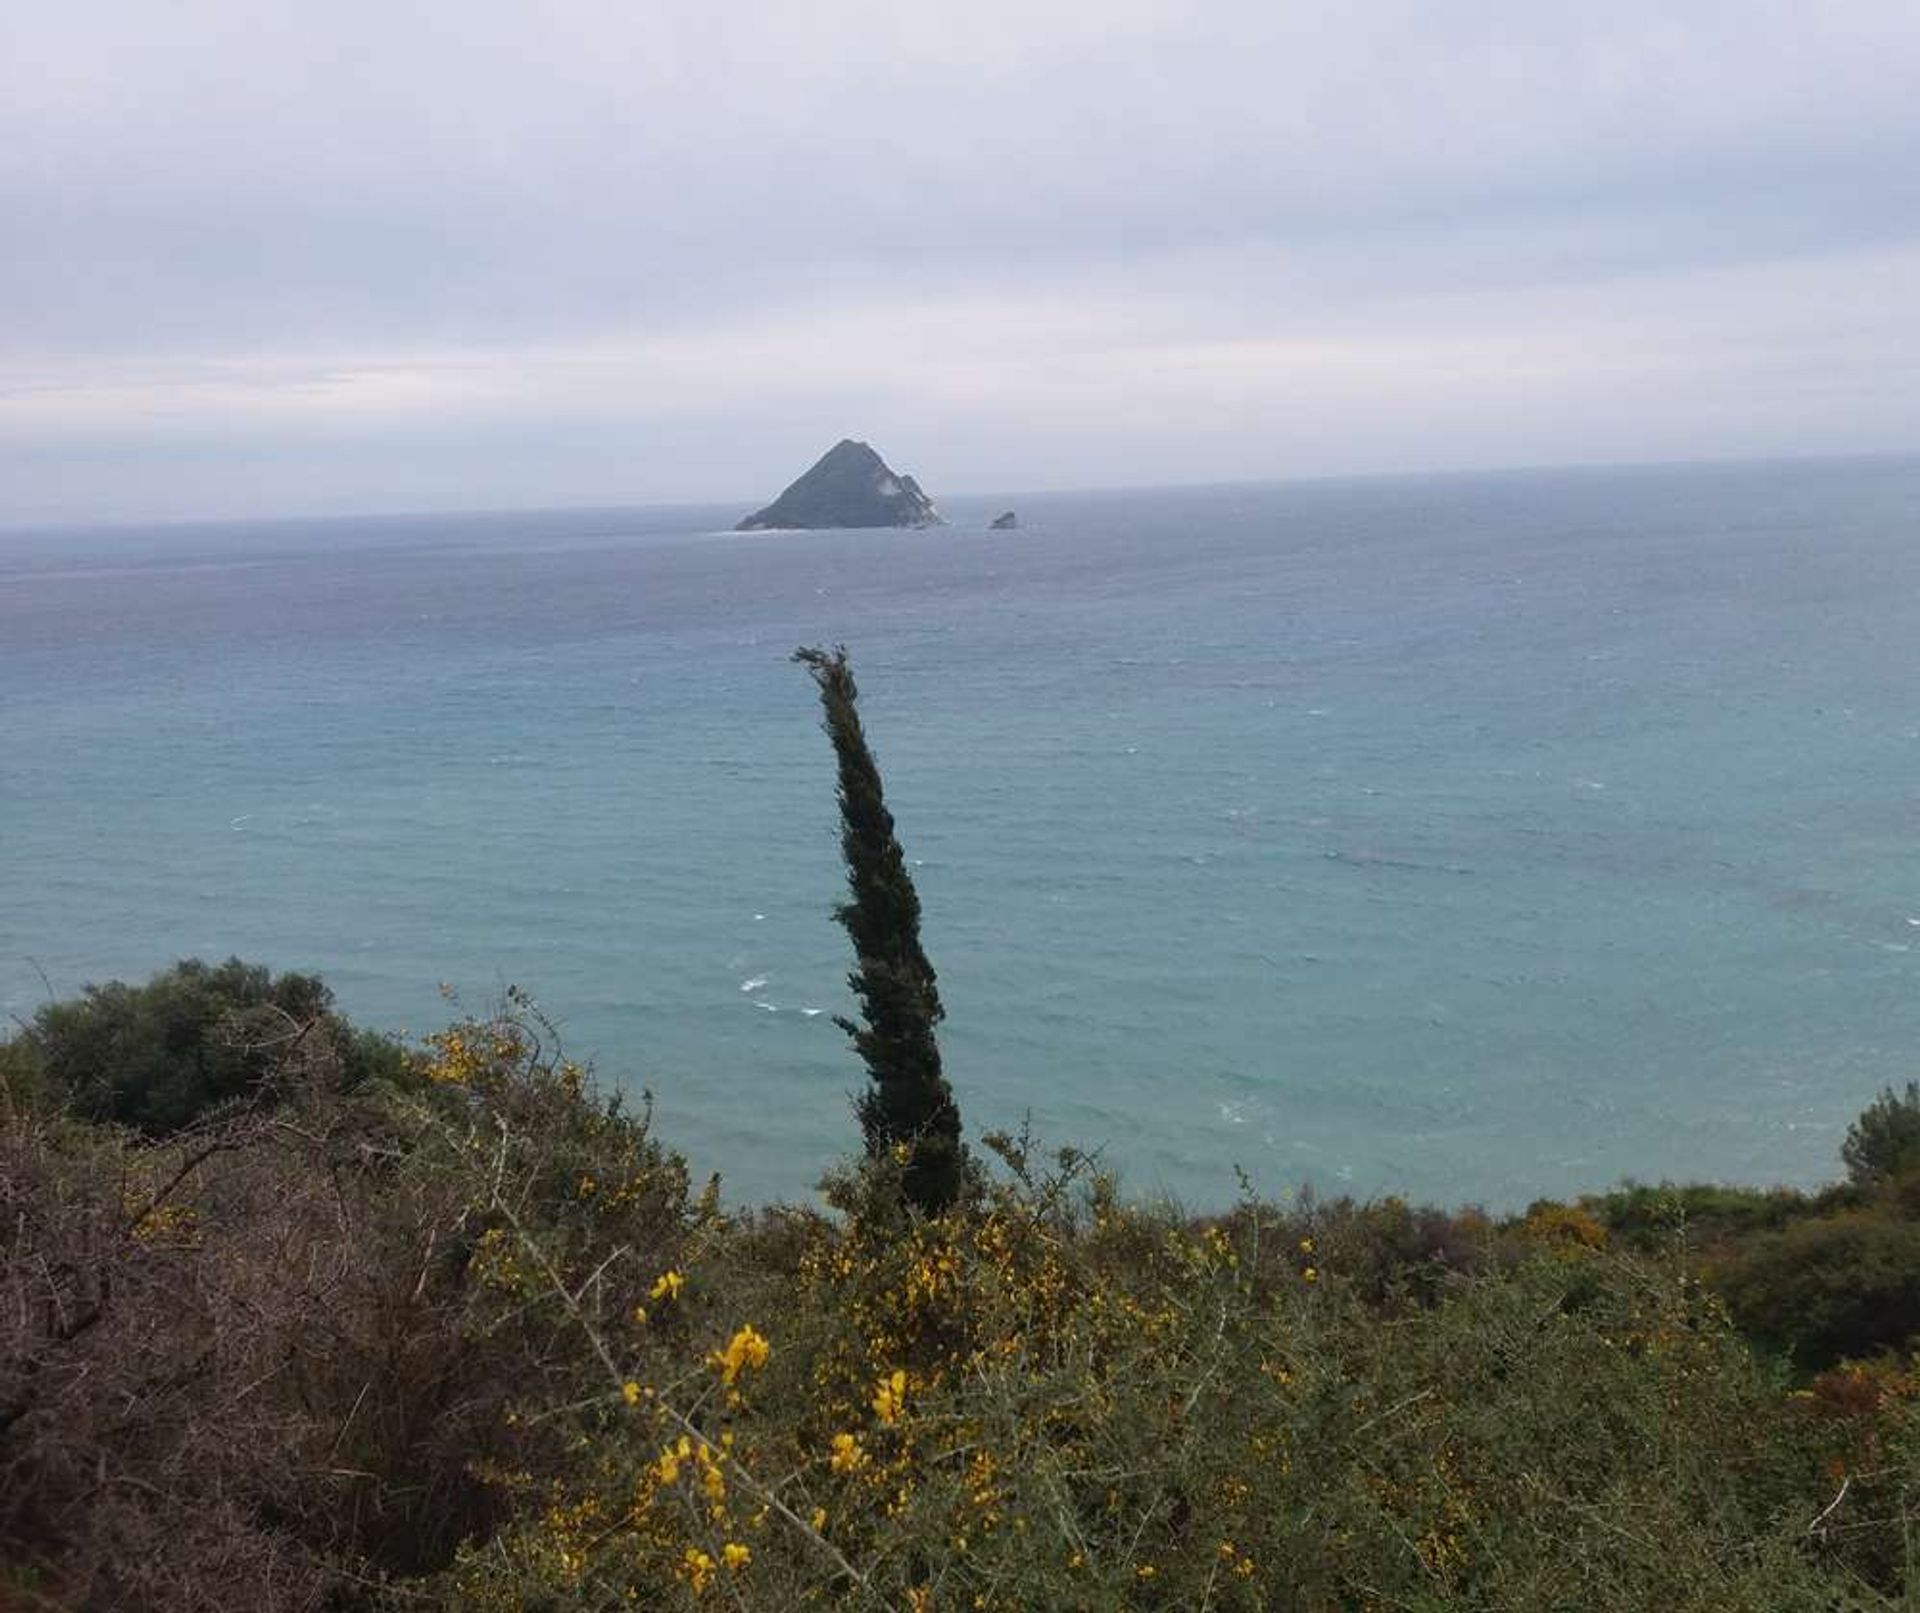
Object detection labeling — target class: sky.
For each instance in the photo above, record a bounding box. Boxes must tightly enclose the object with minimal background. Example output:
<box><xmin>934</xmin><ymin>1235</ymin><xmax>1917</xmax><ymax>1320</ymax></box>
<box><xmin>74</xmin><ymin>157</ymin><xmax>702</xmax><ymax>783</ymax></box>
<box><xmin>3</xmin><ymin>0</ymin><xmax>1919</xmax><ymax>525</ymax></box>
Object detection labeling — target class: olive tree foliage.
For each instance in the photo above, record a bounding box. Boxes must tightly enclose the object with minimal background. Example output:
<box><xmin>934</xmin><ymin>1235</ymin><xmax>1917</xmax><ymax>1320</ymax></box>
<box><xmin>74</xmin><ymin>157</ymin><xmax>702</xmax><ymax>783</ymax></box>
<box><xmin>794</xmin><ymin>646</ymin><xmax>964</xmax><ymax>1214</ymax></box>
<box><xmin>1843</xmin><ymin>1082</ymin><xmax>1920</xmax><ymax>1186</ymax></box>
<box><xmin>10</xmin><ymin>956</ymin><xmax>406</xmax><ymax>1134</ymax></box>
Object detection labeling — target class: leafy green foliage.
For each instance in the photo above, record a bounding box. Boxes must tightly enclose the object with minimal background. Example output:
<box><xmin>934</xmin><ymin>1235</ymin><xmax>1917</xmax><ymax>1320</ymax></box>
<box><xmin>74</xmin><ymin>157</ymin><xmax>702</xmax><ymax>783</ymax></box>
<box><xmin>1843</xmin><ymin>1082</ymin><xmax>1920</xmax><ymax>1186</ymax></box>
<box><xmin>794</xmin><ymin>646</ymin><xmax>964</xmax><ymax>1214</ymax></box>
<box><xmin>1716</xmin><ymin>1212</ymin><xmax>1920</xmax><ymax>1368</ymax></box>
<box><xmin>12</xmin><ymin>1008</ymin><xmax>1920</xmax><ymax>1609</ymax></box>
<box><xmin>423</xmin><ymin>1143</ymin><xmax>1902</xmax><ymax>1611</ymax></box>
<box><xmin>15</xmin><ymin>956</ymin><xmax>406</xmax><ymax>1134</ymax></box>
<box><xmin>1585</xmin><ymin>1180</ymin><xmax>1828</xmax><ymax>1253</ymax></box>
<box><xmin>14</xmin><ymin>933</ymin><xmax>1920</xmax><ymax>1602</ymax></box>
<box><xmin>0</xmin><ymin>1037</ymin><xmax>60</xmax><ymax>1124</ymax></box>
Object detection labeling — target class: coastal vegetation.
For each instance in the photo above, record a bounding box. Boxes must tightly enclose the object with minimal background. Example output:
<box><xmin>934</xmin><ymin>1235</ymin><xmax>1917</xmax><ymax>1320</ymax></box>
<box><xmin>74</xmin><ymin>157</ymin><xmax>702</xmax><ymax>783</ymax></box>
<box><xmin>6</xmin><ymin>656</ymin><xmax>1920</xmax><ymax>1608</ymax></box>
<box><xmin>8</xmin><ymin>988</ymin><xmax>1920</xmax><ymax>1610</ymax></box>
<box><xmin>11</xmin><ymin>955</ymin><xmax>405</xmax><ymax>1135</ymax></box>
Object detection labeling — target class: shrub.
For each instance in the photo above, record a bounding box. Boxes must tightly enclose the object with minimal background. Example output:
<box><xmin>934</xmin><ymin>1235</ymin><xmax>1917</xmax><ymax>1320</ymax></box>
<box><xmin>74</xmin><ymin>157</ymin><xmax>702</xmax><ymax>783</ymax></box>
<box><xmin>0</xmin><ymin>997</ymin><xmax>692</xmax><ymax>1607</ymax></box>
<box><xmin>0</xmin><ymin>1038</ymin><xmax>59</xmax><ymax>1124</ymax></box>
<box><xmin>10</xmin><ymin>988</ymin><xmax>1920</xmax><ymax>1607</ymax></box>
<box><xmin>1585</xmin><ymin>1181</ymin><xmax>1818</xmax><ymax>1254</ymax></box>
<box><xmin>1717</xmin><ymin>1211</ymin><xmax>1920</xmax><ymax>1368</ymax></box>
<box><xmin>407</xmin><ymin>1131</ymin><xmax>1883</xmax><ymax>1610</ymax></box>
<box><xmin>1844</xmin><ymin>1083</ymin><xmax>1920</xmax><ymax>1187</ymax></box>
<box><xmin>17</xmin><ymin>956</ymin><xmax>407</xmax><ymax>1134</ymax></box>
<box><xmin>1522</xmin><ymin>1198</ymin><xmax>1609</xmax><ymax>1250</ymax></box>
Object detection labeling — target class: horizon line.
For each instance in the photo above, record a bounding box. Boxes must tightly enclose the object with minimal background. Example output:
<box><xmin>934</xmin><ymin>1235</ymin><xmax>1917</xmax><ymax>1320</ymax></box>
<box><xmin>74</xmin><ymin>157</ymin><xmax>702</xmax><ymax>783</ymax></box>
<box><xmin>3</xmin><ymin>445</ymin><xmax>1916</xmax><ymax>539</ymax></box>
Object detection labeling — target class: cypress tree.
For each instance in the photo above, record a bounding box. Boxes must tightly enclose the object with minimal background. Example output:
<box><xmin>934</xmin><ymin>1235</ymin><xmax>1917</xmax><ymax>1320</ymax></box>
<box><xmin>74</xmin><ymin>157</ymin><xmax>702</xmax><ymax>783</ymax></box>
<box><xmin>794</xmin><ymin>645</ymin><xmax>964</xmax><ymax>1213</ymax></box>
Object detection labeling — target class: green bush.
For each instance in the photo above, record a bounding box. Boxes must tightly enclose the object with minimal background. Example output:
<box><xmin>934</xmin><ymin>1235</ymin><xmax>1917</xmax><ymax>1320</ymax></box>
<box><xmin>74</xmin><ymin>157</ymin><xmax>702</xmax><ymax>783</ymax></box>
<box><xmin>15</xmin><ymin>956</ymin><xmax>406</xmax><ymax>1133</ymax></box>
<box><xmin>1717</xmin><ymin>1211</ymin><xmax>1920</xmax><ymax>1368</ymax></box>
<box><xmin>16</xmin><ymin>968</ymin><xmax>1920</xmax><ymax>1606</ymax></box>
<box><xmin>1586</xmin><ymin>1180</ymin><xmax>1820</xmax><ymax>1253</ymax></box>
<box><xmin>422</xmin><ymin>1163</ymin><xmax>1876</xmax><ymax>1611</ymax></box>
<box><xmin>1843</xmin><ymin>1083</ymin><xmax>1920</xmax><ymax>1187</ymax></box>
<box><xmin>12</xmin><ymin>1017</ymin><xmax>1920</xmax><ymax>1610</ymax></box>
<box><xmin>0</xmin><ymin>1037</ymin><xmax>60</xmax><ymax>1123</ymax></box>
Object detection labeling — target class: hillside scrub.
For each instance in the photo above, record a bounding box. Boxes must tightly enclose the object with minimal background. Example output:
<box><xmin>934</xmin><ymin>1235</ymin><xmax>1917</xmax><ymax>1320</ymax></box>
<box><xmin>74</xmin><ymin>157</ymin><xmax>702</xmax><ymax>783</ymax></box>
<box><xmin>6</xmin><ymin>980</ymin><xmax>1920</xmax><ymax>1609</ymax></box>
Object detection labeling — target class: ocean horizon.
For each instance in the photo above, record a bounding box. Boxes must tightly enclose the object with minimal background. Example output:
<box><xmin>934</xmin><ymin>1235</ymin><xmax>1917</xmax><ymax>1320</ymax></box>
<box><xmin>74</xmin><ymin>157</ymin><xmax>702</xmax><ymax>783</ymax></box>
<box><xmin>7</xmin><ymin>453</ymin><xmax>1920</xmax><ymax>1209</ymax></box>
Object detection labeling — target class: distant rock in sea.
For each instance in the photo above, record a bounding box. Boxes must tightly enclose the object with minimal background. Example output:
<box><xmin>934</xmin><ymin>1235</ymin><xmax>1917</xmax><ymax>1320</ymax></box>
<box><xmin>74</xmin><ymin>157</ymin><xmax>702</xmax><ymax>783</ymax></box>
<box><xmin>989</xmin><ymin>510</ymin><xmax>1020</xmax><ymax>530</ymax></box>
<box><xmin>736</xmin><ymin>439</ymin><xmax>945</xmax><ymax>531</ymax></box>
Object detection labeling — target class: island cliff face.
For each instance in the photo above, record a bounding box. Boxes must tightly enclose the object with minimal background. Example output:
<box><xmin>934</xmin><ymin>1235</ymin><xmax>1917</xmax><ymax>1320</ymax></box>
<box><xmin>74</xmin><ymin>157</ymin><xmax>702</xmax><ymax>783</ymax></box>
<box><xmin>736</xmin><ymin>439</ymin><xmax>944</xmax><ymax>531</ymax></box>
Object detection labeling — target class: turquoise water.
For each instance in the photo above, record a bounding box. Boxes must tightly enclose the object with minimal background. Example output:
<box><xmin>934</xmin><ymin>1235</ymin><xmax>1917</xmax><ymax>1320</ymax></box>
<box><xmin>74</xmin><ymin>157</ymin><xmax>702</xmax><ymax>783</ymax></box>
<box><xmin>6</xmin><ymin>458</ymin><xmax>1920</xmax><ymax>1208</ymax></box>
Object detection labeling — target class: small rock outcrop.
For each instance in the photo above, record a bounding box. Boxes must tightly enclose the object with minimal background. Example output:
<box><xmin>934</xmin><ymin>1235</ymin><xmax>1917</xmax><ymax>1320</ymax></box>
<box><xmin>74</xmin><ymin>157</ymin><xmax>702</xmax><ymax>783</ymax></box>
<box><xmin>989</xmin><ymin>510</ymin><xmax>1020</xmax><ymax>530</ymax></box>
<box><xmin>736</xmin><ymin>439</ymin><xmax>944</xmax><ymax>531</ymax></box>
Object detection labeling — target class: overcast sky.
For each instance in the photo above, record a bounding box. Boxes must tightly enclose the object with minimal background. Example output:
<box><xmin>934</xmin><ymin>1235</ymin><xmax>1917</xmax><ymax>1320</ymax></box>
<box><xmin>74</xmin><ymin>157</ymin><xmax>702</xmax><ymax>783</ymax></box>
<box><xmin>4</xmin><ymin>1</ymin><xmax>1918</xmax><ymax>525</ymax></box>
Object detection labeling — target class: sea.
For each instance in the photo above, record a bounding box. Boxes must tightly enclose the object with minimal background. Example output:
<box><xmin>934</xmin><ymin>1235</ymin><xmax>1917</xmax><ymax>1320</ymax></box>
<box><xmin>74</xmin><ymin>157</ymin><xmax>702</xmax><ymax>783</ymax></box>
<box><xmin>5</xmin><ymin>456</ymin><xmax>1920</xmax><ymax>1211</ymax></box>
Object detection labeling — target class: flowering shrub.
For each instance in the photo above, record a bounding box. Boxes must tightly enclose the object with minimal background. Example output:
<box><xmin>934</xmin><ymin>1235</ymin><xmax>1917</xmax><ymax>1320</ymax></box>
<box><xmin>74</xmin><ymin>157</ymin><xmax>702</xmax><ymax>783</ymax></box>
<box><xmin>417</xmin><ymin>1084</ymin><xmax>1912</xmax><ymax>1610</ymax></box>
<box><xmin>7</xmin><ymin>1001</ymin><xmax>1920</xmax><ymax>1609</ymax></box>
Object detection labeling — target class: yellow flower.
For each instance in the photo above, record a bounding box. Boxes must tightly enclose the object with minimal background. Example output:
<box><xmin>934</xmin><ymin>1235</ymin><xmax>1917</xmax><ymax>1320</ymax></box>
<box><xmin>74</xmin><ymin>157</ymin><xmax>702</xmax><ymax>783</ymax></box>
<box><xmin>632</xmin><ymin>1305</ymin><xmax>648</xmax><ymax>1326</ymax></box>
<box><xmin>652</xmin><ymin>1435</ymin><xmax>692</xmax><ymax>1486</ymax></box>
<box><xmin>1303</xmin><ymin>1266</ymin><xmax>1318</xmax><ymax>1283</ymax></box>
<box><xmin>871</xmin><ymin>1368</ymin><xmax>908</xmax><ymax>1426</ymax></box>
<box><xmin>906</xmin><ymin>1588</ymin><xmax>932</xmax><ymax>1613</ymax></box>
<box><xmin>649</xmin><ymin>1269</ymin><xmax>686</xmax><ymax>1302</ymax></box>
<box><xmin>621</xmin><ymin>1380</ymin><xmax>641</xmax><ymax>1406</ymax></box>
<box><xmin>710</xmin><ymin>1324</ymin><xmax>771</xmax><ymax>1386</ymax></box>
<box><xmin>810</xmin><ymin>1506</ymin><xmax>828</xmax><ymax>1532</ymax></box>
<box><xmin>681</xmin><ymin>1547</ymin><xmax>715</xmax><ymax>1593</ymax></box>
<box><xmin>829</xmin><ymin>1432</ymin><xmax>868</xmax><ymax>1474</ymax></box>
<box><xmin>722</xmin><ymin>1542</ymin><xmax>750</xmax><ymax>1571</ymax></box>
<box><xmin>1298</xmin><ymin>1235</ymin><xmax>1315</xmax><ymax>1254</ymax></box>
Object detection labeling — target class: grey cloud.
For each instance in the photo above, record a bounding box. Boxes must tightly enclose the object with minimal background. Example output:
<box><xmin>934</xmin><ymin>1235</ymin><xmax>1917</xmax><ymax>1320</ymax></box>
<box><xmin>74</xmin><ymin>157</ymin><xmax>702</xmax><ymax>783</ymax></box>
<box><xmin>2</xmin><ymin>0</ymin><xmax>1918</xmax><ymax>521</ymax></box>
